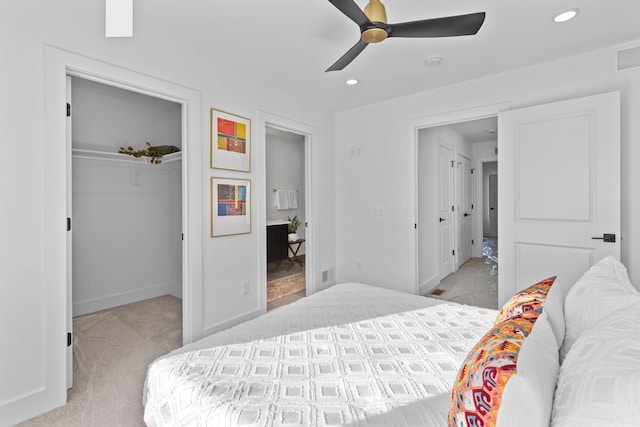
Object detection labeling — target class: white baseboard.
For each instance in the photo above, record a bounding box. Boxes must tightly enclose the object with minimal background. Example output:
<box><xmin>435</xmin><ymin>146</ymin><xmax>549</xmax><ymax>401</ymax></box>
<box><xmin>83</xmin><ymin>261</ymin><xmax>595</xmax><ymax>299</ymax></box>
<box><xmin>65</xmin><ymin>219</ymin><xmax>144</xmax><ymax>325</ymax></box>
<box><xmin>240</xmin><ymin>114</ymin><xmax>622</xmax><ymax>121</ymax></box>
<box><xmin>419</xmin><ymin>275</ymin><xmax>440</xmax><ymax>296</ymax></box>
<box><xmin>202</xmin><ymin>309</ymin><xmax>262</xmax><ymax>337</ymax></box>
<box><xmin>73</xmin><ymin>283</ymin><xmax>176</xmax><ymax>316</ymax></box>
<box><xmin>313</xmin><ymin>279</ymin><xmax>337</xmax><ymax>293</ymax></box>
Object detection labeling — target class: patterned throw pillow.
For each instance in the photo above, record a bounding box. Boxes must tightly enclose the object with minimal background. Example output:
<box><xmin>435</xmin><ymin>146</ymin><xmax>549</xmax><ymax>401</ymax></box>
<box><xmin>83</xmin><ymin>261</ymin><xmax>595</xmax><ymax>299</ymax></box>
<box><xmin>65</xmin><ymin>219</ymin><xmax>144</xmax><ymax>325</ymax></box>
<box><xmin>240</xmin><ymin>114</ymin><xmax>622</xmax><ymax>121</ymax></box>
<box><xmin>448</xmin><ymin>326</ymin><xmax>527</xmax><ymax>427</ymax></box>
<box><xmin>494</xmin><ymin>276</ymin><xmax>556</xmax><ymax>324</ymax></box>
<box><xmin>449</xmin><ymin>276</ymin><xmax>557</xmax><ymax>427</ymax></box>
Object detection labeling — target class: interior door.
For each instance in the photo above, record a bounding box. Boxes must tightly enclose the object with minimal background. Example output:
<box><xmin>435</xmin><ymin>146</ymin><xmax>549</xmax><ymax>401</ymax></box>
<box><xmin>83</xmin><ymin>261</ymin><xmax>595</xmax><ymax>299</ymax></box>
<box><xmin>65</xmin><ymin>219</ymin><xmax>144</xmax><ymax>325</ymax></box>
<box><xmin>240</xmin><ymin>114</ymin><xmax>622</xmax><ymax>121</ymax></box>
<box><xmin>498</xmin><ymin>92</ymin><xmax>620</xmax><ymax>305</ymax></box>
<box><xmin>65</xmin><ymin>76</ymin><xmax>73</xmax><ymax>389</ymax></box>
<box><xmin>457</xmin><ymin>154</ymin><xmax>473</xmax><ymax>265</ymax></box>
<box><xmin>438</xmin><ymin>144</ymin><xmax>454</xmax><ymax>280</ymax></box>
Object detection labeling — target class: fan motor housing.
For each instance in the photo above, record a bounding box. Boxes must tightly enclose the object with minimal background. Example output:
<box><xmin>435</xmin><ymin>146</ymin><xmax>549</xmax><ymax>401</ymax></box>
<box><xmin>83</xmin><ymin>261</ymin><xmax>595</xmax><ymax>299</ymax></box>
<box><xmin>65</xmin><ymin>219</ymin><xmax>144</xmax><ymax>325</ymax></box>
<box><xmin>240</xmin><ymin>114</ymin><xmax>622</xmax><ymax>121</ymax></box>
<box><xmin>362</xmin><ymin>0</ymin><xmax>389</xmax><ymax>43</ymax></box>
<box><xmin>361</xmin><ymin>27</ymin><xmax>388</xmax><ymax>43</ymax></box>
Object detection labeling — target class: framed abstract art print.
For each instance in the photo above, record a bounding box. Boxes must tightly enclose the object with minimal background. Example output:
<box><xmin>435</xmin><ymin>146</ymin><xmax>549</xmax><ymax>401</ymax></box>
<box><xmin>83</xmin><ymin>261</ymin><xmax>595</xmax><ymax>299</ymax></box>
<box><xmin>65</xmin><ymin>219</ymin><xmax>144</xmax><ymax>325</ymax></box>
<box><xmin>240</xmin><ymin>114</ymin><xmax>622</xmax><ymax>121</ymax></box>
<box><xmin>210</xmin><ymin>177</ymin><xmax>251</xmax><ymax>237</ymax></box>
<box><xmin>210</xmin><ymin>108</ymin><xmax>251</xmax><ymax>172</ymax></box>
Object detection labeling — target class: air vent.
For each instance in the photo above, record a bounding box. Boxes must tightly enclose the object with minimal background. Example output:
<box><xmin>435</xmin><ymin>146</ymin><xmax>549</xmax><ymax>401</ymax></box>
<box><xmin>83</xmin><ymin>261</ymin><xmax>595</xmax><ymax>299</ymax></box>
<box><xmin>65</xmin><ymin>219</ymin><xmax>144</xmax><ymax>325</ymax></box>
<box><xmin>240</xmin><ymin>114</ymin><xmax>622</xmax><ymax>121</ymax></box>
<box><xmin>617</xmin><ymin>46</ymin><xmax>640</xmax><ymax>71</ymax></box>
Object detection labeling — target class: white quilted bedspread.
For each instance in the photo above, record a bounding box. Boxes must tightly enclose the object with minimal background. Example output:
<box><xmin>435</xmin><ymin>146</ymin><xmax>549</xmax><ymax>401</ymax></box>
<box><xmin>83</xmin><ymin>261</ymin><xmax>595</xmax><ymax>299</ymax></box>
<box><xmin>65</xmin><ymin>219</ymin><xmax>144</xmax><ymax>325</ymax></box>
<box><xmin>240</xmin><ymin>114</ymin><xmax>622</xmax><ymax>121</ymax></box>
<box><xmin>143</xmin><ymin>283</ymin><xmax>497</xmax><ymax>427</ymax></box>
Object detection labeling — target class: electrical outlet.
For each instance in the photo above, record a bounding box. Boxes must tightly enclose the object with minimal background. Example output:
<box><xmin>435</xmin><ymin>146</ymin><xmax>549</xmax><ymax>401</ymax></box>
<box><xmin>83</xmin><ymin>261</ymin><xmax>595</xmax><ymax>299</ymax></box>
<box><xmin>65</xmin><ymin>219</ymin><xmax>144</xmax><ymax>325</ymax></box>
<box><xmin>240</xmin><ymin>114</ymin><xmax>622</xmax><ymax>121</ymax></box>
<box><xmin>322</xmin><ymin>270</ymin><xmax>328</xmax><ymax>282</ymax></box>
<box><xmin>374</xmin><ymin>205</ymin><xmax>384</xmax><ymax>216</ymax></box>
<box><xmin>242</xmin><ymin>281</ymin><xmax>250</xmax><ymax>295</ymax></box>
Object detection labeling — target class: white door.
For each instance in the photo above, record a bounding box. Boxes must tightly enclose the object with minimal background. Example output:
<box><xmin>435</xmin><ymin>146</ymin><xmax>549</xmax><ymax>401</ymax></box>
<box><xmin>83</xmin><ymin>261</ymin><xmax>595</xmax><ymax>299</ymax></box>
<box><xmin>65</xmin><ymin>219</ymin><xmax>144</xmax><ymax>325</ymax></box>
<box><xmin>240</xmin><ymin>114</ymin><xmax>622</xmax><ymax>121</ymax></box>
<box><xmin>65</xmin><ymin>76</ymin><xmax>73</xmax><ymax>388</ymax></box>
<box><xmin>438</xmin><ymin>145</ymin><xmax>454</xmax><ymax>280</ymax></box>
<box><xmin>456</xmin><ymin>154</ymin><xmax>473</xmax><ymax>265</ymax></box>
<box><xmin>498</xmin><ymin>92</ymin><xmax>620</xmax><ymax>305</ymax></box>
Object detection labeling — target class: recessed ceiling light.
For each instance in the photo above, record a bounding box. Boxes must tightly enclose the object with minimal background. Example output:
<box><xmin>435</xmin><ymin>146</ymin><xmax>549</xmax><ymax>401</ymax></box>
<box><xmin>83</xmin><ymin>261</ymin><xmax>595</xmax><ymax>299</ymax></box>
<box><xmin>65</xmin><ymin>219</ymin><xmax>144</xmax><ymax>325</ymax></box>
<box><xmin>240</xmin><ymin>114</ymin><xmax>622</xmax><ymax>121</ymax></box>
<box><xmin>554</xmin><ymin>9</ymin><xmax>579</xmax><ymax>23</ymax></box>
<box><xmin>346</xmin><ymin>79</ymin><xmax>359</xmax><ymax>85</ymax></box>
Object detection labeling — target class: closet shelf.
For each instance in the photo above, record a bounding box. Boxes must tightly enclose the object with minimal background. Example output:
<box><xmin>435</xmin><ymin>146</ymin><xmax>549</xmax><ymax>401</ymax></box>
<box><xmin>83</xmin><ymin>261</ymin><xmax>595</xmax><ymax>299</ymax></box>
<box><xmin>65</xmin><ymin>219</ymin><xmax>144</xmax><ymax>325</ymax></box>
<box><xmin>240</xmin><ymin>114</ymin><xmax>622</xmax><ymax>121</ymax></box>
<box><xmin>72</xmin><ymin>148</ymin><xmax>181</xmax><ymax>165</ymax></box>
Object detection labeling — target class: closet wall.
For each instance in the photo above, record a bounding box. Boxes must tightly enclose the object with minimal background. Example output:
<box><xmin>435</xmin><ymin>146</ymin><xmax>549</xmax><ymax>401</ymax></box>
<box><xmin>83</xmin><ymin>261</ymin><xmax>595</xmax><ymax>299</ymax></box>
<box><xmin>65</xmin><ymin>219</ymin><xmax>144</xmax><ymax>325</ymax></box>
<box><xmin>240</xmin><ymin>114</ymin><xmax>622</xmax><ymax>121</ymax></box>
<box><xmin>71</xmin><ymin>77</ymin><xmax>182</xmax><ymax>316</ymax></box>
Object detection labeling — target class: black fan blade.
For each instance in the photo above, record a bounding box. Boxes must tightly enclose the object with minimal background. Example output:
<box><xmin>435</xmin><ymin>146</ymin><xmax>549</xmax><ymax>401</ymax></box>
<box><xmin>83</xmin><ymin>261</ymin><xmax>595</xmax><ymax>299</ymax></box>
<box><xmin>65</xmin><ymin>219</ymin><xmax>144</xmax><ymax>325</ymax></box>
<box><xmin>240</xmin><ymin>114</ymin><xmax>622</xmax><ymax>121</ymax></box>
<box><xmin>326</xmin><ymin>39</ymin><xmax>369</xmax><ymax>72</ymax></box>
<box><xmin>327</xmin><ymin>0</ymin><xmax>371</xmax><ymax>27</ymax></box>
<box><xmin>389</xmin><ymin>12</ymin><xmax>485</xmax><ymax>38</ymax></box>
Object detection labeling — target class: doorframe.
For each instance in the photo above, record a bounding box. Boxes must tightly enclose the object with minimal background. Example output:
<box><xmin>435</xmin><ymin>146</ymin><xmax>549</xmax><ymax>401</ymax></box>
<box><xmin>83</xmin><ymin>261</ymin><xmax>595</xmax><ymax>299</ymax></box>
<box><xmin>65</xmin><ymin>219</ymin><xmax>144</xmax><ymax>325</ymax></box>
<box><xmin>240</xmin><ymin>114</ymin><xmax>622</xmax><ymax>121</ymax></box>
<box><xmin>257</xmin><ymin>111</ymin><xmax>317</xmax><ymax>313</ymax></box>
<box><xmin>44</xmin><ymin>45</ymin><xmax>203</xmax><ymax>408</ymax></box>
<box><xmin>408</xmin><ymin>102</ymin><xmax>511</xmax><ymax>295</ymax></box>
<box><xmin>473</xmin><ymin>157</ymin><xmax>498</xmax><ymax>258</ymax></box>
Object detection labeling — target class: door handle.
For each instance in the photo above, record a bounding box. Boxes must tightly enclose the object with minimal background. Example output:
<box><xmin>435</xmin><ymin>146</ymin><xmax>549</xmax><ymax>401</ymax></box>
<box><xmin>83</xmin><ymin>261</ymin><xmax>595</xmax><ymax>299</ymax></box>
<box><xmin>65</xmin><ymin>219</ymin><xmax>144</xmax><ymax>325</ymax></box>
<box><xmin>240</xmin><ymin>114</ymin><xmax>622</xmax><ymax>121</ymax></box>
<box><xmin>439</xmin><ymin>217</ymin><xmax>445</xmax><ymax>222</ymax></box>
<box><xmin>591</xmin><ymin>233</ymin><xmax>616</xmax><ymax>243</ymax></box>
<box><xmin>463</xmin><ymin>213</ymin><xmax>470</xmax><ymax>217</ymax></box>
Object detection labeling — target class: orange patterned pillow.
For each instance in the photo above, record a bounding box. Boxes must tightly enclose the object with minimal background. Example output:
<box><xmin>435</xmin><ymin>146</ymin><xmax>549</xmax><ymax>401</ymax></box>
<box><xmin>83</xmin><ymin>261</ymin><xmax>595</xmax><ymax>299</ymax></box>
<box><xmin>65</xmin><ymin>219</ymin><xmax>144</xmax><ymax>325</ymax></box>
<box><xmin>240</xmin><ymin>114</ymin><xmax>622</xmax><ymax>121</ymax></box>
<box><xmin>448</xmin><ymin>318</ymin><xmax>533</xmax><ymax>427</ymax></box>
<box><xmin>494</xmin><ymin>276</ymin><xmax>556</xmax><ymax>324</ymax></box>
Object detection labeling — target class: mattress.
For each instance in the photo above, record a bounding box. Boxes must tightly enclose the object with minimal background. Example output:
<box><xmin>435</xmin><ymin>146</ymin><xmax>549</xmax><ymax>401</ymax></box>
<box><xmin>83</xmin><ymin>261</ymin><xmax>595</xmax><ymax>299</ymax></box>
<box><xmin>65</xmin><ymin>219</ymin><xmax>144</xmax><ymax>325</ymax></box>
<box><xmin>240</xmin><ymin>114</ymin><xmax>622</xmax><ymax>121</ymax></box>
<box><xmin>143</xmin><ymin>283</ymin><xmax>497</xmax><ymax>426</ymax></box>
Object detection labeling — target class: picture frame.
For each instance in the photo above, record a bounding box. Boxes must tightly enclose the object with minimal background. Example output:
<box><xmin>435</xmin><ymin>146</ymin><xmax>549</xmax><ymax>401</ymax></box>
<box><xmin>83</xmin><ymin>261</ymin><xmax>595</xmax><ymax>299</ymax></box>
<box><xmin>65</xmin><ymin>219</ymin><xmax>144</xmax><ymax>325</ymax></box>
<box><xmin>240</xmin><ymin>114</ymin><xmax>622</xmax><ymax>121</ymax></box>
<box><xmin>210</xmin><ymin>108</ymin><xmax>251</xmax><ymax>172</ymax></box>
<box><xmin>210</xmin><ymin>177</ymin><xmax>251</xmax><ymax>237</ymax></box>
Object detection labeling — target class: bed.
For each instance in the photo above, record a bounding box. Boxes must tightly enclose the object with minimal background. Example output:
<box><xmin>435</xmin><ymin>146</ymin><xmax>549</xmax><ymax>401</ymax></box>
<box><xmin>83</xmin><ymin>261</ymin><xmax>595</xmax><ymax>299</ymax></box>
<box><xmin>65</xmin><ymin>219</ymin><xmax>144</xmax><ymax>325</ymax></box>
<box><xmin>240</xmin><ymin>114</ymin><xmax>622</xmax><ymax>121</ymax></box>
<box><xmin>143</xmin><ymin>283</ymin><xmax>497</xmax><ymax>426</ymax></box>
<box><xmin>144</xmin><ymin>256</ymin><xmax>640</xmax><ymax>427</ymax></box>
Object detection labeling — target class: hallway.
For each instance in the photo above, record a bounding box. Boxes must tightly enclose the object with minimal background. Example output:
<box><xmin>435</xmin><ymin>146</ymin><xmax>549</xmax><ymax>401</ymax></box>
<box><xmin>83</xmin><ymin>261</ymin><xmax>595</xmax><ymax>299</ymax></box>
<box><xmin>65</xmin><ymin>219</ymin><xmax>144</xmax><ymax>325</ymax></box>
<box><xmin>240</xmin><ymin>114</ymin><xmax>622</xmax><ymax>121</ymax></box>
<box><xmin>425</xmin><ymin>238</ymin><xmax>498</xmax><ymax>309</ymax></box>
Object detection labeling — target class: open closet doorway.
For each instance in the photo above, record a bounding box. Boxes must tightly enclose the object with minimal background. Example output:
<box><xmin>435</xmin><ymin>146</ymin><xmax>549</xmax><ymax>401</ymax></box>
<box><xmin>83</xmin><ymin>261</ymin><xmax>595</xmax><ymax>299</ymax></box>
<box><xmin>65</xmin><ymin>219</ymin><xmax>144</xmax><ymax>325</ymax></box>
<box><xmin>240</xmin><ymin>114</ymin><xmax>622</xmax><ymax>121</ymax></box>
<box><xmin>66</xmin><ymin>76</ymin><xmax>183</xmax><ymax>388</ymax></box>
<box><xmin>417</xmin><ymin>116</ymin><xmax>499</xmax><ymax>309</ymax></box>
<box><xmin>265</xmin><ymin>126</ymin><xmax>307</xmax><ymax>311</ymax></box>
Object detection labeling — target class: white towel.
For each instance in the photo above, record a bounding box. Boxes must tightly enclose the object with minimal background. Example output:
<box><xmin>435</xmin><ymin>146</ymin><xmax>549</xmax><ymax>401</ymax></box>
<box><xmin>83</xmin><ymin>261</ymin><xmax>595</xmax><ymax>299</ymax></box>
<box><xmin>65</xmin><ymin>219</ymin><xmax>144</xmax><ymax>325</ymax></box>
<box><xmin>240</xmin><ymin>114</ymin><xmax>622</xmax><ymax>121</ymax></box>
<box><xmin>288</xmin><ymin>190</ymin><xmax>298</xmax><ymax>209</ymax></box>
<box><xmin>275</xmin><ymin>190</ymin><xmax>289</xmax><ymax>210</ymax></box>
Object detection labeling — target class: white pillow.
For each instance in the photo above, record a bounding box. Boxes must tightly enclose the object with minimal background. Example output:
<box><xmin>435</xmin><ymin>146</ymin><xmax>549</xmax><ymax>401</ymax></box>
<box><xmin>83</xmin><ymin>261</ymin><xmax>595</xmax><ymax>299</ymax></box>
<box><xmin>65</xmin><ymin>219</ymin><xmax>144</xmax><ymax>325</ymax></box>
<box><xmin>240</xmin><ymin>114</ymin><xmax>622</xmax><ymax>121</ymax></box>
<box><xmin>496</xmin><ymin>313</ymin><xmax>560</xmax><ymax>427</ymax></box>
<box><xmin>561</xmin><ymin>256</ymin><xmax>640</xmax><ymax>360</ymax></box>
<box><xmin>552</xmin><ymin>307</ymin><xmax>640</xmax><ymax>427</ymax></box>
<box><xmin>542</xmin><ymin>277</ymin><xmax>572</xmax><ymax>347</ymax></box>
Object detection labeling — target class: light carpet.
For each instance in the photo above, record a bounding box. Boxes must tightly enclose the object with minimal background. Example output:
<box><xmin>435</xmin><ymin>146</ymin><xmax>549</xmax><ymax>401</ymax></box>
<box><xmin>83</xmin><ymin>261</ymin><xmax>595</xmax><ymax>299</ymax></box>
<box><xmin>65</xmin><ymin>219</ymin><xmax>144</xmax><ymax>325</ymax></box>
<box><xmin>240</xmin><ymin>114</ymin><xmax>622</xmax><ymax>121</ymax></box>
<box><xmin>18</xmin><ymin>295</ymin><xmax>182</xmax><ymax>427</ymax></box>
<box><xmin>267</xmin><ymin>272</ymin><xmax>306</xmax><ymax>303</ymax></box>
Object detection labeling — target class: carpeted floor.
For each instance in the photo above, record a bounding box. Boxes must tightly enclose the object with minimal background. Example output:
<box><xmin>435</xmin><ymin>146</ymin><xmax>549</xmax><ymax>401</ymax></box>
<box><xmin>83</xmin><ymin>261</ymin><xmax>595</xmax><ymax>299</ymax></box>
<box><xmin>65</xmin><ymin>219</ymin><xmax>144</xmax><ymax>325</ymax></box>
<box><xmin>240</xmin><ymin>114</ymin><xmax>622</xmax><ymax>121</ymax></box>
<box><xmin>424</xmin><ymin>237</ymin><xmax>499</xmax><ymax>309</ymax></box>
<box><xmin>17</xmin><ymin>296</ymin><xmax>182</xmax><ymax>427</ymax></box>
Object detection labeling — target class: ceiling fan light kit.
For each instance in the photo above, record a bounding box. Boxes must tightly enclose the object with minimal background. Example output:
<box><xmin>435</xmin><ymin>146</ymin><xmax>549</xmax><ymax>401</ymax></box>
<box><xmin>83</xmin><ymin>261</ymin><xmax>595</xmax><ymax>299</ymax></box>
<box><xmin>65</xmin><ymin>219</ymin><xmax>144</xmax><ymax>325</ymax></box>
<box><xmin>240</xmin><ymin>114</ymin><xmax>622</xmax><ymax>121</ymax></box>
<box><xmin>326</xmin><ymin>0</ymin><xmax>485</xmax><ymax>72</ymax></box>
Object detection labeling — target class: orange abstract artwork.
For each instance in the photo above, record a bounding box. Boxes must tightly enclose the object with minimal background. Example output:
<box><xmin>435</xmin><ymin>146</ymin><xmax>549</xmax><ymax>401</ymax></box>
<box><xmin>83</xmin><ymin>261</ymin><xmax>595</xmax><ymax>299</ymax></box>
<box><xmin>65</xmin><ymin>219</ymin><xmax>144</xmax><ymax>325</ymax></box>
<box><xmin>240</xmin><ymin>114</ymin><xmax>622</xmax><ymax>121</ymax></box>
<box><xmin>217</xmin><ymin>118</ymin><xmax>246</xmax><ymax>154</ymax></box>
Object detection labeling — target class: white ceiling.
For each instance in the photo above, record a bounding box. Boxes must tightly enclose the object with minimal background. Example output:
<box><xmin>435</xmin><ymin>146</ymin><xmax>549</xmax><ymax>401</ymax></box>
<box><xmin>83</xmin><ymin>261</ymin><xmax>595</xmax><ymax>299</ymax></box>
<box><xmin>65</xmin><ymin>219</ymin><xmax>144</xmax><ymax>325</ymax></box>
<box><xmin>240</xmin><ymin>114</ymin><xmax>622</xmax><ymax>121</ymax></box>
<box><xmin>134</xmin><ymin>0</ymin><xmax>640</xmax><ymax>111</ymax></box>
<box><xmin>448</xmin><ymin>117</ymin><xmax>497</xmax><ymax>143</ymax></box>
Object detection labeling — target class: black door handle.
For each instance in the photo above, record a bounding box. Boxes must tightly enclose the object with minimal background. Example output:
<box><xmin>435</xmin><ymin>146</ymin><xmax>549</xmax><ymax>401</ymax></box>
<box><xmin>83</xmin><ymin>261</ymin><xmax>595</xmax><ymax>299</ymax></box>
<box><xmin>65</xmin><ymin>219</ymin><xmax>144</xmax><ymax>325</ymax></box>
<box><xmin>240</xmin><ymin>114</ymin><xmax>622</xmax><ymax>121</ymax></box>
<box><xmin>490</xmin><ymin>207</ymin><xmax>495</xmax><ymax>210</ymax></box>
<box><xmin>591</xmin><ymin>233</ymin><xmax>616</xmax><ymax>243</ymax></box>
<box><xmin>463</xmin><ymin>213</ymin><xmax>470</xmax><ymax>217</ymax></box>
<box><xmin>439</xmin><ymin>217</ymin><xmax>445</xmax><ymax>222</ymax></box>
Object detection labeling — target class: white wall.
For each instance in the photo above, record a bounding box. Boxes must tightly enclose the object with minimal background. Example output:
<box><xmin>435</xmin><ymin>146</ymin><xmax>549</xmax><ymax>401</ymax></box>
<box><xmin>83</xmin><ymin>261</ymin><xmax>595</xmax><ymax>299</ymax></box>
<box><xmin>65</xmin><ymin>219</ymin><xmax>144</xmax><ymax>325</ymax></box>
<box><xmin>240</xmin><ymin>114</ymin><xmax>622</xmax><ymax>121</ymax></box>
<box><xmin>72</xmin><ymin>159</ymin><xmax>181</xmax><ymax>314</ymax></box>
<box><xmin>71</xmin><ymin>76</ymin><xmax>182</xmax><ymax>151</ymax></box>
<box><xmin>0</xmin><ymin>2</ymin><xmax>335</xmax><ymax>424</ymax></box>
<box><xmin>71</xmin><ymin>78</ymin><xmax>182</xmax><ymax>315</ymax></box>
<box><xmin>266</xmin><ymin>128</ymin><xmax>306</xmax><ymax>248</ymax></box>
<box><xmin>336</xmin><ymin>42</ymin><xmax>640</xmax><ymax>295</ymax></box>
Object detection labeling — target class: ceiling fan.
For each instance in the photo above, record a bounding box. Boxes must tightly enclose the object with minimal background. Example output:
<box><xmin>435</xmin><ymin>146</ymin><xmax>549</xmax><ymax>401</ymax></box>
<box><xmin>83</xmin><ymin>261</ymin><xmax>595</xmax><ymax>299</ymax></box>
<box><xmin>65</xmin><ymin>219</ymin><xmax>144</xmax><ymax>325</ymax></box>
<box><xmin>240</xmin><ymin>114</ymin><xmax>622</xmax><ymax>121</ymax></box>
<box><xmin>326</xmin><ymin>0</ymin><xmax>485</xmax><ymax>71</ymax></box>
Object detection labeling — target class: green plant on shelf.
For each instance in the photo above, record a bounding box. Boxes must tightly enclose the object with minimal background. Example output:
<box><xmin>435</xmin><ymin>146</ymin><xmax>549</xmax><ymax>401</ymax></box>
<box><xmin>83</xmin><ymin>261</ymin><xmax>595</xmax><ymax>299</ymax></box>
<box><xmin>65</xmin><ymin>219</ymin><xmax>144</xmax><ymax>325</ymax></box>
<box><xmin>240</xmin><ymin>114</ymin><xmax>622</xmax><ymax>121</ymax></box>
<box><xmin>118</xmin><ymin>142</ymin><xmax>180</xmax><ymax>165</ymax></box>
<box><xmin>288</xmin><ymin>215</ymin><xmax>300</xmax><ymax>234</ymax></box>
